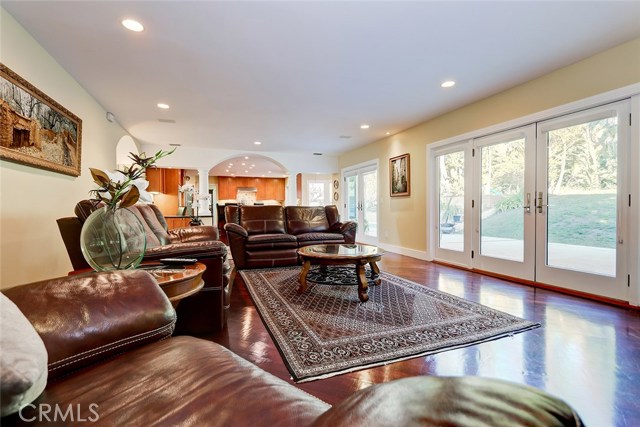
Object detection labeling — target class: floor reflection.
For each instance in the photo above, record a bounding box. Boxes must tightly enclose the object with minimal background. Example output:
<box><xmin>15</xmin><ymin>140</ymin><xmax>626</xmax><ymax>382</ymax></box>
<box><xmin>214</xmin><ymin>253</ymin><xmax>639</xmax><ymax>427</ymax></box>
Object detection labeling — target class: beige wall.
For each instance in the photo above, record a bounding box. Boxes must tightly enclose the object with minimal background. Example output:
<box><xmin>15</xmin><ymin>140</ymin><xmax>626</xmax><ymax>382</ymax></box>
<box><xmin>339</xmin><ymin>37</ymin><xmax>640</xmax><ymax>256</ymax></box>
<box><xmin>0</xmin><ymin>9</ymin><xmax>131</xmax><ymax>288</ymax></box>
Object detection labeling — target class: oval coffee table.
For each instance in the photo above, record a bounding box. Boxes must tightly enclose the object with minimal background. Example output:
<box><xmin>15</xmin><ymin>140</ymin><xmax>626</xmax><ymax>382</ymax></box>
<box><xmin>297</xmin><ymin>244</ymin><xmax>385</xmax><ymax>302</ymax></box>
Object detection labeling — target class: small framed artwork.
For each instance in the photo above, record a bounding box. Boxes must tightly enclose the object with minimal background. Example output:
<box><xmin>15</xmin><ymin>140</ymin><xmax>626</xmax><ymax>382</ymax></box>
<box><xmin>390</xmin><ymin>153</ymin><xmax>410</xmax><ymax>197</ymax></box>
<box><xmin>0</xmin><ymin>63</ymin><xmax>82</xmax><ymax>176</ymax></box>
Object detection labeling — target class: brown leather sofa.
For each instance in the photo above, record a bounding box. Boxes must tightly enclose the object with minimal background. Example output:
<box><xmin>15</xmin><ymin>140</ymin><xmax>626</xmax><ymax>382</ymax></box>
<box><xmin>1</xmin><ymin>271</ymin><xmax>584</xmax><ymax>427</ymax></box>
<box><xmin>56</xmin><ymin>200</ymin><xmax>231</xmax><ymax>335</ymax></box>
<box><xmin>225</xmin><ymin>205</ymin><xmax>357</xmax><ymax>269</ymax></box>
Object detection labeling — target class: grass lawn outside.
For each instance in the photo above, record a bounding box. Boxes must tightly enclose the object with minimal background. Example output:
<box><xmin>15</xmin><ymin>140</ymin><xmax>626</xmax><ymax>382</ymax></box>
<box><xmin>479</xmin><ymin>193</ymin><xmax>616</xmax><ymax>249</ymax></box>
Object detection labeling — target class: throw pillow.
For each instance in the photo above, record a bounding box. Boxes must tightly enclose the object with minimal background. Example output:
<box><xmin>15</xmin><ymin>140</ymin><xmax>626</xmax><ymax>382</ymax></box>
<box><xmin>0</xmin><ymin>293</ymin><xmax>48</xmax><ymax>416</ymax></box>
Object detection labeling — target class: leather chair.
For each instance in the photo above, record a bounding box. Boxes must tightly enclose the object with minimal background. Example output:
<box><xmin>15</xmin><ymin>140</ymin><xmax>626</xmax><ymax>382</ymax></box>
<box><xmin>56</xmin><ymin>200</ymin><xmax>231</xmax><ymax>335</ymax></box>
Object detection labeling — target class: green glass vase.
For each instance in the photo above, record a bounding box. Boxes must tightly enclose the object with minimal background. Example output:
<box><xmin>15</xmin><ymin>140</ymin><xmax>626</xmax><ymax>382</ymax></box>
<box><xmin>80</xmin><ymin>206</ymin><xmax>146</xmax><ymax>271</ymax></box>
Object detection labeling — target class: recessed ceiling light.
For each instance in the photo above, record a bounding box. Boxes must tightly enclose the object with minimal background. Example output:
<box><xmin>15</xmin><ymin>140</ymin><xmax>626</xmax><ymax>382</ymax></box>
<box><xmin>122</xmin><ymin>19</ymin><xmax>144</xmax><ymax>32</ymax></box>
<box><xmin>241</xmin><ymin>162</ymin><xmax>246</xmax><ymax>166</ymax></box>
<box><xmin>157</xmin><ymin>103</ymin><xmax>170</xmax><ymax>109</ymax></box>
<box><xmin>441</xmin><ymin>80</ymin><xmax>456</xmax><ymax>88</ymax></box>
<box><xmin>225</xmin><ymin>169</ymin><xmax>229</xmax><ymax>172</ymax></box>
<box><xmin>244</xmin><ymin>156</ymin><xmax>249</xmax><ymax>160</ymax></box>
<box><xmin>245</xmin><ymin>170</ymin><xmax>248</xmax><ymax>173</ymax></box>
<box><xmin>385</xmin><ymin>132</ymin><xmax>391</xmax><ymax>135</ymax></box>
<box><xmin>268</xmin><ymin>171</ymin><xmax>272</xmax><ymax>174</ymax></box>
<box><xmin>228</xmin><ymin>163</ymin><xmax>233</xmax><ymax>166</ymax></box>
<box><xmin>254</xmin><ymin>141</ymin><xmax>262</xmax><ymax>145</ymax></box>
<box><xmin>360</xmin><ymin>124</ymin><xmax>370</xmax><ymax>129</ymax></box>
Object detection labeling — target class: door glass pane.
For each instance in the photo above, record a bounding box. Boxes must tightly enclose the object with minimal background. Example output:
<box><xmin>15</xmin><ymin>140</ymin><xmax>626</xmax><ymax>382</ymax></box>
<box><xmin>480</xmin><ymin>138</ymin><xmax>525</xmax><ymax>262</ymax></box>
<box><xmin>362</xmin><ymin>170</ymin><xmax>377</xmax><ymax>238</ymax></box>
<box><xmin>546</xmin><ymin>116</ymin><xmax>617</xmax><ymax>276</ymax></box>
<box><xmin>346</xmin><ymin>175</ymin><xmax>357</xmax><ymax>222</ymax></box>
<box><xmin>438</xmin><ymin>151</ymin><xmax>464</xmax><ymax>251</ymax></box>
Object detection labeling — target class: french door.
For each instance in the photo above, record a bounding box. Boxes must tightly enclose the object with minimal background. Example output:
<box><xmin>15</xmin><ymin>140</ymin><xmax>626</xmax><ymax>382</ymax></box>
<box><xmin>344</xmin><ymin>163</ymin><xmax>378</xmax><ymax>245</ymax></box>
<box><xmin>434</xmin><ymin>143</ymin><xmax>472</xmax><ymax>266</ymax></box>
<box><xmin>535</xmin><ymin>102</ymin><xmax>629</xmax><ymax>299</ymax></box>
<box><xmin>473</xmin><ymin>125</ymin><xmax>536</xmax><ymax>280</ymax></box>
<box><xmin>433</xmin><ymin>100</ymin><xmax>630</xmax><ymax>300</ymax></box>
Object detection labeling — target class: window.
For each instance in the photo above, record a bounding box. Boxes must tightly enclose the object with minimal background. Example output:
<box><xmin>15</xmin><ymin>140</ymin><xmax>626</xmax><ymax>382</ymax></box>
<box><xmin>307</xmin><ymin>180</ymin><xmax>331</xmax><ymax>206</ymax></box>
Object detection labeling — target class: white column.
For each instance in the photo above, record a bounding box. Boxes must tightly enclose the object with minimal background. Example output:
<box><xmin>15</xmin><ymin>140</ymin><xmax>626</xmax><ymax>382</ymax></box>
<box><xmin>198</xmin><ymin>169</ymin><xmax>211</xmax><ymax>215</ymax></box>
<box><xmin>285</xmin><ymin>173</ymin><xmax>298</xmax><ymax>206</ymax></box>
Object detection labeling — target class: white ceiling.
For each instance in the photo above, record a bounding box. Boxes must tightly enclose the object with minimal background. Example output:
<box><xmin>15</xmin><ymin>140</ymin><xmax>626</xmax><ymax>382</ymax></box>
<box><xmin>208</xmin><ymin>154</ymin><xmax>290</xmax><ymax>177</ymax></box>
<box><xmin>4</xmin><ymin>1</ymin><xmax>640</xmax><ymax>175</ymax></box>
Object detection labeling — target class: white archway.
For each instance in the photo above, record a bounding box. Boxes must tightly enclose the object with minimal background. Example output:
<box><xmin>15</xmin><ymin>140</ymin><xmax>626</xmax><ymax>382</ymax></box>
<box><xmin>115</xmin><ymin>135</ymin><xmax>139</xmax><ymax>169</ymax></box>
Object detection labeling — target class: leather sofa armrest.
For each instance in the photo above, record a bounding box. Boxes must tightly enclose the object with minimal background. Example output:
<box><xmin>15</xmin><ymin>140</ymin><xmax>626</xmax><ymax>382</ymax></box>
<box><xmin>144</xmin><ymin>240</ymin><xmax>228</xmax><ymax>260</ymax></box>
<box><xmin>338</xmin><ymin>221</ymin><xmax>357</xmax><ymax>233</ymax></box>
<box><xmin>168</xmin><ymin>225</ymin><xmax>219</xmax><ymax>243</ymax></box>
<box><xmin>329</xmin><ymin>221</ymin><xmax>357</xmax><ymax>243</ymax></box>
<box><xmin>224</xmin><ymin>223</ymin><xmax>248</xmax><ymax>269</ymax></box>
<box><xmin>311</xmin><ymin>376</ymin><xmax>584</xmax><ymax>427</ymax></box>
<box><xmin>2</xmin><ymin>271</ymin><xmax>176</xmax><ymax>380</ymax></box>
<box><xmin>224</xmin><ymin>222</ymin><xmax>248</xmax><ymax>238</ymax></box>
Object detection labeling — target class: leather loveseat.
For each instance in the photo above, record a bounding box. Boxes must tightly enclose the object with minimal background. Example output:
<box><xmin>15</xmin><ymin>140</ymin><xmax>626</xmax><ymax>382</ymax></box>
<box><xmin>56</xmin><ymin>200</ymin><xmax>231</xmax><ymax>335</ymax></box>
<box><xmin>224</xmin><ymin>205</ymin><xmax>357</xmax><ymax>269</ymax></box>
<box><xmin>1</xmin><ymin>271</ymin><xmax>584</xmax><ymax>427</ymax></box>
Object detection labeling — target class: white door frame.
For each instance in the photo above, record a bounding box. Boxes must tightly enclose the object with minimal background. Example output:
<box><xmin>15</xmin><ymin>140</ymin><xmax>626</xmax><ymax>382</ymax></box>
<box><xmin>342</xmin><ymin>159</ymin><xmax>379</xmax><ymax>245</ymax></box>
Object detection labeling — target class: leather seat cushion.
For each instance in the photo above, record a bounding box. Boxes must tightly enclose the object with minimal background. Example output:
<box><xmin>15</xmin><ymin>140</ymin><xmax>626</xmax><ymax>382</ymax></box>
<box><xmin>246</xmin><ymin>234</ymin><xmax>298</xmax><ymax>250</ymax></box>
<box><xmin>13</xmin><ymin>337</ymin><xmax>329</xmax><ymax>427</ymax></box>
<box><xmin>245</xmin><ymin>249</ymin><xmax>299</xmax><ymax>268</ymax></box>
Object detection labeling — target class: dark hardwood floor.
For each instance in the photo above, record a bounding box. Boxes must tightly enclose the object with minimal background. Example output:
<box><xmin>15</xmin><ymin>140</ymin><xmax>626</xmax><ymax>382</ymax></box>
<box><xmin>208</xmin><ymin>251</ymin><xmax>640</xmax><ymax>427</ymax></box>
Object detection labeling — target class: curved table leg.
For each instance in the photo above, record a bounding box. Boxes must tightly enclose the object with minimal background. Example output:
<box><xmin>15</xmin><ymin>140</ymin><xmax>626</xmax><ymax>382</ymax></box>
<box><xmin>356</xmin><ymin>262</ymin><xmax>369</xmax><ymax>302</ymax></box>
<box><xmin>298</xmin><ymin>259</ymin><xmax>312</xmax><ymax>294</ymax></box>
<box><xmin>369</xmin><ymin>261</ymin><xmax>381</xmax><ymax>285</ymax></box>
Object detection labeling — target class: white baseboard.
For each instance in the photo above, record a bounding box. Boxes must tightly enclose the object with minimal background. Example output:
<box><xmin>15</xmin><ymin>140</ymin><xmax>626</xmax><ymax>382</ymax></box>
<box><xmin>376</xmin><ymin>242</ymin><xmax>431</xmax><ymax>261</ymax></box>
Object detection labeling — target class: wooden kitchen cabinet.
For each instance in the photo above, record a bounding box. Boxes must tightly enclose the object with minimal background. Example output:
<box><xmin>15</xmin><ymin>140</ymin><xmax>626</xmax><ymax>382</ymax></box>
<box><xmin>217</xmin><ymin>177</ymin><xmax>286</xmax><ymax>201</ymax></box>
<box><xmin>146</xmin><ymin>168</ymin><xmax>183</xmax><ymax>195</ymax></box>
<box><xmin>163</xmin><ymin>169</ymin><xmax>182</xmax><ymax>195</ymax></box>
<box><xmin>218</xmin><ymin>177</ymin><xmax>236</xmax><ymax>200</ymax></box>
<box><xmin>165</xmin><ymin>217</ymin><xmax>191</xmax><ymax>229</ymax></box>
<box><xmin>146</xmin><ymin>168</ymin><xmax>164</xmax><ymax>193</ymax></box>
<box><xmin>146</xmin><ymin>168</ymin><xmax>184</xmax><ymax>218</ymax></box>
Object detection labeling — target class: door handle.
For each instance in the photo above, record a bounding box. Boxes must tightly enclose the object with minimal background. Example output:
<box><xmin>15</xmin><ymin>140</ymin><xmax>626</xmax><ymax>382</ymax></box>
<box><xmin>536</xmin><ymin>191</ymin><xmax>547</xmax><ymax>213</ymax></box>
<box><xmin>523</xmin><ymin>193</ymin><xmax>531</xmax><ymax>213</ymax></box>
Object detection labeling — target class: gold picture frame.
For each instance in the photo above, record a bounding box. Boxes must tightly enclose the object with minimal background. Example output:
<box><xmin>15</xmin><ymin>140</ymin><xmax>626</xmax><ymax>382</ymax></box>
<box><xmin>0</xmin><ymin>63</ymin><xmax>82</xmax><ymax>176</ymax></box>
<box><xmin>390</xmin><ymin>153</ymin><xmax>410</xmax><ymax>197</ymax></box>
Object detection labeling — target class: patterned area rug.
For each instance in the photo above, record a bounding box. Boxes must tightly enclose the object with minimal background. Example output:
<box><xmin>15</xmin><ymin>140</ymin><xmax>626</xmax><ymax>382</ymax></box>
<box><xmin>240</xmin><ymin>266</ymin><xmax>540</xmax><ymax>383</ymax></box>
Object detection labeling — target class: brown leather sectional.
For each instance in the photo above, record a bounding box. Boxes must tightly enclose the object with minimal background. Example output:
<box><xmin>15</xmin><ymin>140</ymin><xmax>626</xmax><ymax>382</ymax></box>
<box><xmin>225</xmin><ymin>205</ymin><xmax>357</xmax><ymax>269</ymax></box>
<box><xmin>1</xmin><ymin>271</ymin><xmax>584</xmax><ymax>427</ymax></box>
<box><xmin>57</xmin><ymin>201</ymin><xmax>231</xmax><ymax>335</ymax></box>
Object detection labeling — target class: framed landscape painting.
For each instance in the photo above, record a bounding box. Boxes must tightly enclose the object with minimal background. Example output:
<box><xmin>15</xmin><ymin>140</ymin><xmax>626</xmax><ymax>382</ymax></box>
<box><xmin>390</xmin><ymin>153</ymin><xmax>410</xmax><ymax>197</ymax></box>
<box><xmin>0</xmin><ymin>63</ymin><xmax>82</xmax><ymax>176</ymax></box>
